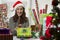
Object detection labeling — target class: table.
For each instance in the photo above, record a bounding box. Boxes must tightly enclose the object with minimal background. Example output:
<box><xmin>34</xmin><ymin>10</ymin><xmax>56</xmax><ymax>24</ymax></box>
<box><xmin>0</xmin><ymin>35</ymin><xmax>39</xmax><ymax>40</ymax></box>
<box><xmin>0</xmin><ymin>34</ymin><xmax>13</xmax><ymax>40</ymax></box>
<box><xmin>13</xmin><ymin>36</ymin><xmax>40</xmax><ymax>40</ymax></box>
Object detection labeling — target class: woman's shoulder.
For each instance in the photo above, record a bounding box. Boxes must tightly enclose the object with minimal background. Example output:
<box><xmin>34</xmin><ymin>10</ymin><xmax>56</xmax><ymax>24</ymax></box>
<box><xmin>25</xmin><ymin>17</ymin><xmax>29</xmax><ymax>21</ymax></box>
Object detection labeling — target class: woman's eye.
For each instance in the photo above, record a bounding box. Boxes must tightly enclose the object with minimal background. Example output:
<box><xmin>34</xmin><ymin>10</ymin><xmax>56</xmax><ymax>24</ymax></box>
<box><xmin>20</xmin><ymin>8</ymin><xmax>23</xmax><ymax>10</ymax></box>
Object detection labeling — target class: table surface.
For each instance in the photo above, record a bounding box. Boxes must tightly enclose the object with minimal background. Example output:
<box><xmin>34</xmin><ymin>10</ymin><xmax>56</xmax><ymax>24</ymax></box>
<box><xmin>13</xmin><ymin>36</ymin><xmax>40</xmax><ymax>40</ymax></box>
<box><xmin>0</xmin><ymin>34</ymin><xmax>40</xmax><ymax>40</ymax></box>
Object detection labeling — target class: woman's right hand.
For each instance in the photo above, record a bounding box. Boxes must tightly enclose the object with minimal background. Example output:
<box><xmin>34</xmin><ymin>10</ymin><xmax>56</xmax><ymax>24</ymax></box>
<box><xmin>18</xmin><ymin>24</ymin><xmax>22</xmax><ymax>27</ymax></box>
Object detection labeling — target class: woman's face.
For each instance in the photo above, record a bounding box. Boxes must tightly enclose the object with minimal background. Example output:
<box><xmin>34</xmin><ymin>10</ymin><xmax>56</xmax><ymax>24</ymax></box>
<box><xmin>16</xmin><ymin>6</ymin><xmax>23</xmax><ymax>16</ymax></box>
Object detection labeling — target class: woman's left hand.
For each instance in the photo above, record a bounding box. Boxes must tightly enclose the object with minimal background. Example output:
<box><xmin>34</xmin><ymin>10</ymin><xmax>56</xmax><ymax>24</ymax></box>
<box><xmin>18</xmin><ymin>24</ymin><xmax>22</xmax><ymax>27</ymax></box>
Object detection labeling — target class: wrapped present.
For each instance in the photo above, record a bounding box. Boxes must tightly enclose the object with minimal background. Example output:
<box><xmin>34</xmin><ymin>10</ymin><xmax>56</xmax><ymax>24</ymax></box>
<box><xmin>16</xmin><ymin>27</ymin><xmax>31</xmax><ymax>37</ymax></box>
<box><xmin>0</xmin><ymin>28</ymin><xmax>10</xmax><ymax>34</ymax></box>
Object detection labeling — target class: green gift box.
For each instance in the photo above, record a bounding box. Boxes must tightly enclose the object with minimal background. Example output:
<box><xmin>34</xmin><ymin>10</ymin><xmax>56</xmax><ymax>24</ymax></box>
<box><xmin>16</xmin><ymin>27</ymin><xmax>31</xmax><ymax>37</ymax></box>
<box><xmin>40</xmin><ymin>14</ymin><xmax>53</xmax><ymax>24</ymax></box>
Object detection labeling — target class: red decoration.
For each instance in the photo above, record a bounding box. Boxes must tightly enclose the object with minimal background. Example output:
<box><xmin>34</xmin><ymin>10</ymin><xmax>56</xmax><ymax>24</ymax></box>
<box><xmin>40</xmin><ymin>9</ymin><xmax>43</xmax><ymax>14</ymax></box>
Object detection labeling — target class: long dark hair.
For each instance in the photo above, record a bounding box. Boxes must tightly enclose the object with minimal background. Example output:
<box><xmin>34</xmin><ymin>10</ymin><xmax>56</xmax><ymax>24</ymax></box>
<box><xmin>13</xmin><ymin>7</ymin><xmax>28</xmax><ymax>24</ymax></box>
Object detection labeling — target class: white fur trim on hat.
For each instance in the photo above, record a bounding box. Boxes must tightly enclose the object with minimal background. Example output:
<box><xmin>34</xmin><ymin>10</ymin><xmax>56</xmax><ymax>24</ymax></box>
<box><xmin>11</xmin><ymin>1</ymin><xmax>24</xmax><ymax>11</ymax></box>
<box><xmin>14</xmin><ymin>4</ymin><xmax>24</xmax><ymax>10</ymax></box>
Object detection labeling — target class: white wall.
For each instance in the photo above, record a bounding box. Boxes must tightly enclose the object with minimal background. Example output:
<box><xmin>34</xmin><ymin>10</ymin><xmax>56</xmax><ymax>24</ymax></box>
<box><xmin>31</xmin><ymin>0</ymin><xmax>53</xmax><ymax>13</ymax></box>
<box><xmin>38</xmin><ymin>0</ymin><xmax>52</xmax><ymax>13</ymax></box>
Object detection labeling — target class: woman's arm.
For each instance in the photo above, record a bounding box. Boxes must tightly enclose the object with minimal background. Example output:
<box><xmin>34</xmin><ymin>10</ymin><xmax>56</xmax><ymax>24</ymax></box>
<box><xmin>22</xmin><ymin>18</ymin><xmax>29</xmax><ymax>27</ymax></box>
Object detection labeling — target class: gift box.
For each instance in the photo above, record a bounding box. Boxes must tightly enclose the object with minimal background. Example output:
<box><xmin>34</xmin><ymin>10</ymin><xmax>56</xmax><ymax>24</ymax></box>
<box><xmin>16</xmin><ymin>27</ymin><xmax>31</xmax><ymax>38</ymax></box>
<box><xmin>0</xmin><ymin>28</ymin><xmax>10</xmax><ymax>34</ymax></box>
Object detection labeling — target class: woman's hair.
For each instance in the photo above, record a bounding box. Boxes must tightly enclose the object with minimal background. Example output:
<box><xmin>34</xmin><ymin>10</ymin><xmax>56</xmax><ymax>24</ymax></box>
<box><xmin>13</xmin><ymin>7</ymin><xmax>28</xmax><ymax>24</ymax></box>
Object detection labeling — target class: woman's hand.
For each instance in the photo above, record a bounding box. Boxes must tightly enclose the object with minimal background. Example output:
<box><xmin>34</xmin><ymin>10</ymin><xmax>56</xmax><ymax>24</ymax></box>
<box><xmin>18</xmin><ymin>24</ymin><xmax>22</xmax><ymax>27</ymax></box>
<box><xmin>15</xmin><ymin>24</ymin><xmax>22</xmax><ymax>30</ymax></box>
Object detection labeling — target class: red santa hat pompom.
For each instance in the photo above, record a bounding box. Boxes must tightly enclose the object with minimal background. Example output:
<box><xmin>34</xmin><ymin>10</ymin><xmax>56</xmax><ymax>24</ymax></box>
<box><xmin>12</xmin><ymin>1</ymin><xmax>24</xmax><ymax>11</ymax></box>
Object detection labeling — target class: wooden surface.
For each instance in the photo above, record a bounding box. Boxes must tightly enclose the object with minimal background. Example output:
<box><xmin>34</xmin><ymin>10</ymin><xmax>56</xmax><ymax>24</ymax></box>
<box><xmin>0</xmin><ymin>34</ymin><xmax>13</xmax><ymax>40</ymax></box>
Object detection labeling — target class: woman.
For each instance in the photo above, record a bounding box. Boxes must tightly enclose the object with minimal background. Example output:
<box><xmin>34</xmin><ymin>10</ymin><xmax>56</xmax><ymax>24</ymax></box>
<box><xmin>9</xmin><ymin>1</ymin><xmax>29</xmax><ymax>35</ymax></box>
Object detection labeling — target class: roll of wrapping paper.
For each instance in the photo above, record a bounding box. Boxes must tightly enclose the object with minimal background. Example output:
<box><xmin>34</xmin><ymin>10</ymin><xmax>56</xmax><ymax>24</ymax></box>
<box><xmin>35</xmin><ymin>0</ymin><xmax>39</xmax><ymax>16</ymax></box>
<box><xmin>45</xmin><ymin>4</ymin><xmax>48</xmax><ymax>13</ymax></box>
<box><xmin>35</xmin><ymin>0</ymin><xmax>42</xmax><ymax>32</ymax></box>
<box><xmin>35</xmin><ymin>0</ymin><xmax>40</xmax><ymax>24</ymax></box>
<box><xmin>32</xmin><ymin>9</ymin><xmax>39</xmax><ymax>24</ymax></box>
<box><xmin>32</xmin><ymin>9</ymin><xmax>42</xmax><ymax>36</ymax></box>
<box><xmin>43</xmin><ymin>9</ymin><xmax>46</xmax><ymax>13</ymax></box>
<box><xmin>40</xmin><ymin>9</ymin><xmax>43</xmax><ymax>14</ymax></box>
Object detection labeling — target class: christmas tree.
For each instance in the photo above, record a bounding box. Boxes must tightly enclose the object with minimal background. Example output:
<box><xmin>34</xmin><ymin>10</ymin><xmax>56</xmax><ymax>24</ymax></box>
<box><xmin>49</xmin><ymin>0</ymin><xmax>60</xmax><ymax>40</ymax></box>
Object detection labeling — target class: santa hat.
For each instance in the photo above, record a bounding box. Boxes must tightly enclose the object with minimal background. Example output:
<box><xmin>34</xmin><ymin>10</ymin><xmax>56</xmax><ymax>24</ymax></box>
<box><xmin>12</xmin><ymin>1</ymin><xmax>24</xmax><ymax>11</ymax></box>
